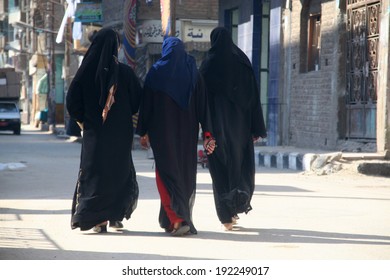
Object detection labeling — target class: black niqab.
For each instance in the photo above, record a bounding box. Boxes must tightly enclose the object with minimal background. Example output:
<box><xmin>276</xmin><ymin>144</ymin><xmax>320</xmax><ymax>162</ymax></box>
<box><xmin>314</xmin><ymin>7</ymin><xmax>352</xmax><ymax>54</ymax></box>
<box><xmin>201</xmin><ymin>27</ymin><xmax>254</xmax><ymax>110</ymax></box>
<box><xmin>73</xmin><ymin>28</ymin><xmax>120</xmax><ymax>108</ymax></box>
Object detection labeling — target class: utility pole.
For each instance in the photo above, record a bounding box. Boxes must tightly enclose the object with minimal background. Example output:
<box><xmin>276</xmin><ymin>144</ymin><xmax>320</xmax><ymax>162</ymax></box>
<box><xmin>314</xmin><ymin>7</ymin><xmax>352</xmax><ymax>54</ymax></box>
<box><xmin>63</xmin><ymin>8</ymin><xmax>72</xmax><ymax>132</ymax></box>
<box><xmin>160</xmin><ymin>0</ymin><xmax>176</xmax><ymax>38</ymax></box>
<box><xmin>24</xmin><ymin>0</ymin><xmax>31</xmax><ymax>124</ymax></box>
<box><xmin>170</xmin><ymin>0</ymin><xmax>176</xmax><ymax>37</ymax></box>
<box><xmin>46</xmin><ymin>0</ymin><xmax>56</xmax><ymax>130</ymax></box>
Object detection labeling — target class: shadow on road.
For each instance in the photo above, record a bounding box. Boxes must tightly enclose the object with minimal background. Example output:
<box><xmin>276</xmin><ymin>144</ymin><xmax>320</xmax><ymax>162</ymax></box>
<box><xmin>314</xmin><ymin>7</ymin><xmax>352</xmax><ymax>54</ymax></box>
<box><xmin>1</xmin><ymin>225</ymin><xmax>390</xmax><ymax>260</ymax></box>
<box><xmin>0</xmin><ymin>247</ymin><xmax>204</xmax><ymax>260</ymax></box>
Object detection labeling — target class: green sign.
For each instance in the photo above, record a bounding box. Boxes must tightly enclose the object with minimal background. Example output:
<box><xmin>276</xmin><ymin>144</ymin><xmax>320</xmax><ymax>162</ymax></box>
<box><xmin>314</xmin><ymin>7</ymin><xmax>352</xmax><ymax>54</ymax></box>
<box><xmin>74</xmin><ymin>2</ymin><xmax>103</xmax><ymax>23</ymax></box>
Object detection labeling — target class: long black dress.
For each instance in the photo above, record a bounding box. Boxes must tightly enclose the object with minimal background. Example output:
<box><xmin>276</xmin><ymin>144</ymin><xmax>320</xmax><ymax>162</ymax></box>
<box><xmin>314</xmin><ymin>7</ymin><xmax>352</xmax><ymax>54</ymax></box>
<box><xmin>66</xmin><ymin>28</ymin><xmax>142</xmax><ymax>231</ymax></box>
<box><xmin>136</xmin><ymin>37</ymin><xmax>212</xmax><ymax>234</ymax></box>
<box><xmin>200</xmin><ymin>27</ymin><xmax>267</xmax><ymax>224</ymax></box>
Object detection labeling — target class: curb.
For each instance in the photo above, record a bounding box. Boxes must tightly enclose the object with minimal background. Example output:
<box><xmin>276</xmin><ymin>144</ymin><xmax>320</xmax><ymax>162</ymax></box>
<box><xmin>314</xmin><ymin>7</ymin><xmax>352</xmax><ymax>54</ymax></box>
<box><xmin>257</xmin><ymin>150</ymin><xmax>390</xmax><ymax>177</ymax></box>
<box><xmin>257</xmin><ymin>150</ymin><xmax>344</xmax><ymax>173</ymax></box>
<box><xmin>258</xmin><ymin>151</ymin><xmax>308</xmax><ymax>171</ymax></box>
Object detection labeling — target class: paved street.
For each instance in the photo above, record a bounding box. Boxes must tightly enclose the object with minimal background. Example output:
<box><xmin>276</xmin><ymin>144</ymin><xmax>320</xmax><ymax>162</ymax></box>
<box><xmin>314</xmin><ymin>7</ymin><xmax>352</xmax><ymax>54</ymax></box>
<box><xmin>1</xmin><ymin>126</ymin><xmax>390</xmax><ymax>262</ymax></box>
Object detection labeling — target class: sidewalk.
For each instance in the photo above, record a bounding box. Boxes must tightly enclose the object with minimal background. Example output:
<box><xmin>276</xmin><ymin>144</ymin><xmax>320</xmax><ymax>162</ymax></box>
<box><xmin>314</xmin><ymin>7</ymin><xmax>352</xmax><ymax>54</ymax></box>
<box><xmin>53</xmin><ymin>123</ymin><xmax>390</xmax><ymax>177</ymax></box>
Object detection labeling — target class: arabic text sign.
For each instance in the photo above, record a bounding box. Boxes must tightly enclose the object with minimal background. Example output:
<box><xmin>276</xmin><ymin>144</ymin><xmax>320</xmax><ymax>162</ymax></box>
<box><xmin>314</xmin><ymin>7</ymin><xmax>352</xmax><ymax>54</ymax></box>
<box><xmin>183</xmin><ymin>22</ymin><xmax>216</xmax><ymax>42</ymax></box>
<box><xmin>74</xmin><ymin>2</ymin><xmax>103</xmax><ymax>23</ymax></box>
<box><xmin>140</xmin><ymin>20</ymin><xmax>181</xmax><ymax>43</ymax></box>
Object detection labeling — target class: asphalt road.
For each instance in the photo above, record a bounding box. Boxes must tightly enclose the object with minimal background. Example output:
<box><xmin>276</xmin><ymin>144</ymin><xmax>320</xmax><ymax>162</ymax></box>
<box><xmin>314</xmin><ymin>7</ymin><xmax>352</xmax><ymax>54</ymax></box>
<box><xmin>1</xmin><ymin>126</ymin><xmax>390</xmax><ymax>278</ymax></box>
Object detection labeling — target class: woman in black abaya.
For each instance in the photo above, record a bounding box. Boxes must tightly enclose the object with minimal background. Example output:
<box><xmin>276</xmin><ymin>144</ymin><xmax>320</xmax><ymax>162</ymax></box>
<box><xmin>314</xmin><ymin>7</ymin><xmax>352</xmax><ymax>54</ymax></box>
<box><xmin>137</xmin><ymin>37</ymin><xmax>215</xmax><ymax>236</ymax></box>
<box><xmin>66</xmin><ymin>28</ymin><xmax>142</xmax><ymax>233</ymax></box>
<box><xmin>200</xmin><ymin>27</ymin><xmax>267</xmax><ymax>230</ymax></box>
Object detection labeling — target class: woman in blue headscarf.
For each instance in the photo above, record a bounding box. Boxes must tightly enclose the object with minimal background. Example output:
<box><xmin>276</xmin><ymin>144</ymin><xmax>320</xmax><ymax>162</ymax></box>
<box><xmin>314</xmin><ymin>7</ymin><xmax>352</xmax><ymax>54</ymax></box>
<box><xmin>137</xmin><ymin>37</ymin><xmax>215</xmax><ymax>236</ymax></box>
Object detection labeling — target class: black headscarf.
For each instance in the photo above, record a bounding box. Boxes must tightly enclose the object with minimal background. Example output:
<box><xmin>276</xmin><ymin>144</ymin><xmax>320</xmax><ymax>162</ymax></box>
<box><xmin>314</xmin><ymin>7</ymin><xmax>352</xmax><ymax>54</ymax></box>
<box><xmin>73</xmin><ymin>28</ymin><xmax>120</xmax><ymax>108</ymax></box>
<box><xmin>200</xmin><ymin>27</ymin><xmax>255</xmax><ymax>110</ymax></box>
<box><xmin>144</xmin><ymin>37</ymin><xmax>198</xmax><ymax>110</ymax></box>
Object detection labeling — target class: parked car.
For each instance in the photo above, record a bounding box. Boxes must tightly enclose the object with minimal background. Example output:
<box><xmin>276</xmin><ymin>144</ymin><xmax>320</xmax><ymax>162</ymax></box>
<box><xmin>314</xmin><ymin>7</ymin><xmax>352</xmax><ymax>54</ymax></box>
<box><xmin>0</xmin><ymin>101</ymin><xmax>22</xmax><ymax>135</ymax></box>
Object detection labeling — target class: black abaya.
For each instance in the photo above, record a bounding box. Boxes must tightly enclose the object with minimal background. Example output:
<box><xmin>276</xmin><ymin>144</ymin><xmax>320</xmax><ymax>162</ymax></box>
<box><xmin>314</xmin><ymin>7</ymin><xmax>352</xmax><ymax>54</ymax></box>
<box><xmin>136</xmin><ymin>74</ymin><xmax>212</xmax><ymax>234</ymax></box>
<box><xmin>66</xmin><ymin>28</ymin><xmax>142</xmax><ymax>231</ymax></box>
<box><xmin>200</xmin><ymin>27</ymin><xmax>267</xmax><ymax>224</ymax></box>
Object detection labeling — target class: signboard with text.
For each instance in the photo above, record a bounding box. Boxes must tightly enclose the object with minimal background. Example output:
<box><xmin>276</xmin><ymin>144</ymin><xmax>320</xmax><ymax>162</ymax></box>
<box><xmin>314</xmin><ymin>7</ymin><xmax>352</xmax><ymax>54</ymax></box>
<box><xmin>182</xmin><ymin>21</ymin><xmax>217</xmax><ymax>43</ymax></box>
<box><xmin>138</xmin><ymin>20</ymin><xmax>217</xmax><ymax>44</ymax></box>
<box><xmin>139</xmin><ymin>20</ymin><xmax>181</xmax><ymax>43</ymax></box>
<box><xmin>74</xmin><ymin>2</ymin><xmax>103</xmax><ymax>23</ymax></box>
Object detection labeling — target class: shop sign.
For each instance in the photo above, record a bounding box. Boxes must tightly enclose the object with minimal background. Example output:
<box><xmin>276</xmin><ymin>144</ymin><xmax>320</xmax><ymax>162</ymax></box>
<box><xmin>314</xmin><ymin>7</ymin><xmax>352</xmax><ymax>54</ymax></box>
<box><xmin>182</xmin><ymin>21</ymin><xmax>217</xmax><ymax>43</ymax></box>
<box><xmin>138</xmin><ymin>20</ymin><xmax>181</xmax><ymax>43</ymax></box>
<box><xmin>75</xmin><ymin>2</ymin><xmax>103</xmax><ymax>23</ymax></box>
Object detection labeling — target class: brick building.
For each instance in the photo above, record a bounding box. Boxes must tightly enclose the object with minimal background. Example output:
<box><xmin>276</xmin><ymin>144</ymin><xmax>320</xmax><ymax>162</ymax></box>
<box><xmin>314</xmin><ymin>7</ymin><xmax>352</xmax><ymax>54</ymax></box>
<box><xmin>102</xmin><ymin>0</ymin><xmax>218</xmax><ymax>82</ymax></box>
<box><xmin>218</xmin><ymin>0</ymin><xmax>390</xmax><ymax>154</ymax></box>
<box><xmin>287</xmin><ymin>0</ymin><xmax>344</xmax><ymax>150</ymax></box>
<box><xmin>0</xmin><ymin>0</ymin><xmax>66</xmax><ymax>126</ymax></box>
<box><xmin>286</xmin><ymin>0</ymin><xmax>388</xmax><ymax>153</ymax></box>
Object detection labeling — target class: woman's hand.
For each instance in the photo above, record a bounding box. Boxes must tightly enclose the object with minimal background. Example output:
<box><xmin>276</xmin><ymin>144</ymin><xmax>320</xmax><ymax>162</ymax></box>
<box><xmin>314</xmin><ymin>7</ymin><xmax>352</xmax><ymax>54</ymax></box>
<box><xmin>204</xmin><ymin>137</ymin><xmax>216</xmax><ymax>155</ymax></box>
<box><xmin>76</xmin><ymin>121</ymin><xmax>84</xmax><ymax>130</ymax></box>
<box><xmin>140</xmin><ymin>135</ymin><xmax>150</xmax><ymax>149</ymax></box>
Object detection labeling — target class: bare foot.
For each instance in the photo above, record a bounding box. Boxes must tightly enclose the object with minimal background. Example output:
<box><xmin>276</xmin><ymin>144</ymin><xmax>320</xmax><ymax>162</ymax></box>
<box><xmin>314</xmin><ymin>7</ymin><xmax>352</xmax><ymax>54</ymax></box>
<box><xmin>223</xmin><ymin>223</ymin><xmax>233</xmax><ymax>231</ymax></box>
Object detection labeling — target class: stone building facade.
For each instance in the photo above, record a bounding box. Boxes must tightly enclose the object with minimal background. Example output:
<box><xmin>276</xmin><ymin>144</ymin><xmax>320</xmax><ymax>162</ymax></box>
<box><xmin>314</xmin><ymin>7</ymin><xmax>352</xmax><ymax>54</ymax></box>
<box><xmin>218</xmin><ymin>0</ymin><xmax>390</xmax><ymax>154</ymax></box>
<box><xmin>287</xmin><ymin>0</ymin><xmax>345</xmax><ymax>150</ymax></box>
<box><xmin>286</xmin><ymin>0</ymin><xmax>389</xmax><ymax>153</ymax></box>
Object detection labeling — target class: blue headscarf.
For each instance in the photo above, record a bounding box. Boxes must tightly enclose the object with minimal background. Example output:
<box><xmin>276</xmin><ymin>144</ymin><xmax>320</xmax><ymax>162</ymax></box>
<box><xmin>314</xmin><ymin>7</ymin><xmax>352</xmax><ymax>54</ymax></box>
<box><xmin>144</xmin><ymin>37</ymin><xmax>198</xmax><ymax>110</ymax></box>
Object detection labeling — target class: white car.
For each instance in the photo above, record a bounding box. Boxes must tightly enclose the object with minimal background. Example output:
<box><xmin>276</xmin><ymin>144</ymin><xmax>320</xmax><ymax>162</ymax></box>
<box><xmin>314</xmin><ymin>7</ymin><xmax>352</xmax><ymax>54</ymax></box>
<box><xmin>0</xmin><ymin>101</ymin><xmax>22</xmax><ymax>135</ymax></box>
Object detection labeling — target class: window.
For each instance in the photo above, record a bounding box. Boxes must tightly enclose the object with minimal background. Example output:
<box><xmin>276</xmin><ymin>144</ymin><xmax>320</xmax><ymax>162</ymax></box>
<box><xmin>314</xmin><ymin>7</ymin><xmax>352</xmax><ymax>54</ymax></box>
<box><xmin>300</xmin><ymin>0</ymin><xmax>322</xmax><ymax>73</ymax></box>
<box><xmin>0</xmin><ymin>103</ymin><xmax>18</xmax><ymax>113</ymax></box>
<box><xmin>225</xmin><ymin>8</ymin><xmax>239</xmax><ymax>45</ymax></box>
<box><xmin>230</xmin><ymin>8</ymin><xmax>239</xmax><ymax>45</ymax></box>
<box><xmin>8</xmin><ymin>0</ymin><xmax>20</xmax><ymax>10</ymax></box>
<box><xmin>308</xmin><ymin>14</ymin><xmax>321</xmax><ymax>71</ymax></box>
<box><xmin>260</xmin><ymin>1</ymin><xmax>270</xmax><ymax>123</ymax></box>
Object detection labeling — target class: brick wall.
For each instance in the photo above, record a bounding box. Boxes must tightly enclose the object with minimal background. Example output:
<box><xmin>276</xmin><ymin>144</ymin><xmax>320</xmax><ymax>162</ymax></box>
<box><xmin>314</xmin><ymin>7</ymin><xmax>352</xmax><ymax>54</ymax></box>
<box><xmin>102</xmin><ymin>0</ymin><xmax>218</xmax><ymax>27</ymax></box>
<box><xmin>137</xmin><ymin>0</ymin><xmax>219</xmax><ymax>20</ymax></box>
<box><xmin>102</xmin><ymin>0</ymin><xmax>126</xmax><ymax>26</ymax></box>
<box><xmin>288</xmin><ymin>0</ymin><xmax>342</xmax><ymax>149</ymax></box>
